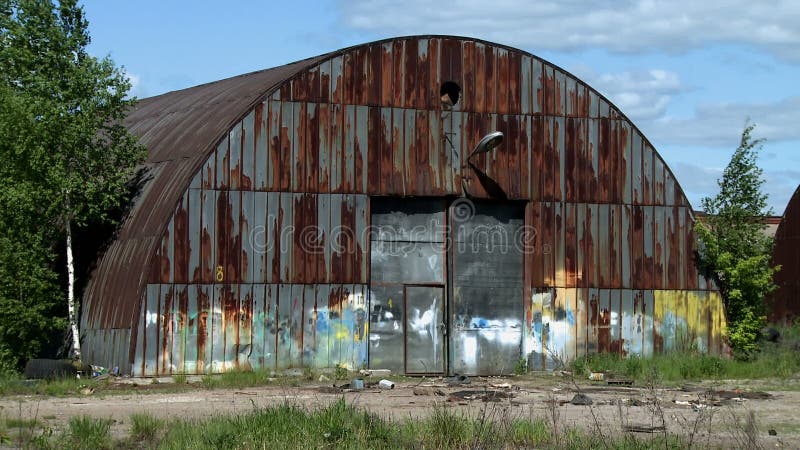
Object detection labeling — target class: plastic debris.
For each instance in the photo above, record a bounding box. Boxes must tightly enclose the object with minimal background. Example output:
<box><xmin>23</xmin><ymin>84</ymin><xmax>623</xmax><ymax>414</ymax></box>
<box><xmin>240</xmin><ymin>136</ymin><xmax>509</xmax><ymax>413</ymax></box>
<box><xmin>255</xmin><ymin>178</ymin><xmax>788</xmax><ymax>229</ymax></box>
<box><xmin>378</xmin><ymin>379</ymin><xmax>395</xmax><ymax>389</ymax></box>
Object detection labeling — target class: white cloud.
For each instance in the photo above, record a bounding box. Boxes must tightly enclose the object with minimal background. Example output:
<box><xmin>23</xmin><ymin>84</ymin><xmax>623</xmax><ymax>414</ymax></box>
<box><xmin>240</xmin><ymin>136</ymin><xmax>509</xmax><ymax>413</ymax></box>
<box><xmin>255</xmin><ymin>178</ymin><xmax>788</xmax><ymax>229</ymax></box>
<box><xmin>643</xmin><ymin>96</ymin><xmax>800</xmax><ymax>147</ymax></box>
<box><xmin>338</xmin><ymin>0</ymin><xmax>800</xmax><ymax>61</ymax></box>
<box><xmin>579</xmin><ymin>68</ymin><xmax>683</xmax><ymax>120</ymax></box>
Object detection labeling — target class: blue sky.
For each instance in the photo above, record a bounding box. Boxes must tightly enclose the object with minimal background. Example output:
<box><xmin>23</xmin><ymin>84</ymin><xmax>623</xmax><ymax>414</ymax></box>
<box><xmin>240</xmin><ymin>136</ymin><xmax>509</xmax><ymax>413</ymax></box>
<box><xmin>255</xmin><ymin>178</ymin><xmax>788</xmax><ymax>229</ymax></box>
<box><xmin>82</xmin><ymin>0</ymin><xmax>799</xmax><ymax>214</ymax></box>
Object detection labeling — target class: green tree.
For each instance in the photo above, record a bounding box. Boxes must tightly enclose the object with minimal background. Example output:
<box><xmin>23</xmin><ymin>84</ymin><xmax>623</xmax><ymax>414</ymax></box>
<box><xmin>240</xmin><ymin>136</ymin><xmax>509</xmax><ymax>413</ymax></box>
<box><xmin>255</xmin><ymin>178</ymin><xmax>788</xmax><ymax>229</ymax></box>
<box><xmin>0</xmin><ymin>0</ymin><xmax>144</xmax><ymax>367</ymax></box>
<box><xmin>695</xmin><ymin>121</ymin><xmax>778</xmax><ymax>357</ymax></box>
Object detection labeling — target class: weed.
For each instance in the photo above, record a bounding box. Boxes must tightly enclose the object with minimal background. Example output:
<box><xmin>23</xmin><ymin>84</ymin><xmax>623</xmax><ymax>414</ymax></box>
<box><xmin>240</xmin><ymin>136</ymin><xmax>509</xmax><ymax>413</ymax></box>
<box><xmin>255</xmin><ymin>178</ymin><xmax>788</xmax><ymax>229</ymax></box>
<box><xmin>65</xmin><ymin>415</ymin><xmax>112</xmax><ymax>450</ymax></box>
<box><xmin>333</xmin><ymin>364</ymin><xmax>349</xmax><ymax>380</ymax></box>
<box><xmin>514</xmin><ymin>357</ymin><xmax>528</xmax><ymax>375</ymax></box>
<box><xmin>5</xmin><ymin>417</ymin><xmax>39</xmax><ymax>428</ymax></box>
<box><xmin>172</xmin><ymin>373</ymin><xmax>187</xmax><ymax>384</ymax></box>
<box><xmin>130</xmin><ymin>413</ymin><xmax>164</xmax><ymax>442</ymax></box>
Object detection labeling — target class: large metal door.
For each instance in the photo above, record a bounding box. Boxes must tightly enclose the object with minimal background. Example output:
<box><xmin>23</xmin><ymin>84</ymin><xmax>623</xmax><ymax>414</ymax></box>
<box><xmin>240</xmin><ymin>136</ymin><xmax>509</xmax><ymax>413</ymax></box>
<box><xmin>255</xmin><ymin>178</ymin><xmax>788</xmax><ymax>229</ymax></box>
<box><xmin>404</xmin><ymin>285</ymin><xmax>445</xmax><ymax>374</ymax></box>
<box><xmin>450</xmin><ymin>201</ymin><xmax>525</xmax><ymax>375</ymax></box>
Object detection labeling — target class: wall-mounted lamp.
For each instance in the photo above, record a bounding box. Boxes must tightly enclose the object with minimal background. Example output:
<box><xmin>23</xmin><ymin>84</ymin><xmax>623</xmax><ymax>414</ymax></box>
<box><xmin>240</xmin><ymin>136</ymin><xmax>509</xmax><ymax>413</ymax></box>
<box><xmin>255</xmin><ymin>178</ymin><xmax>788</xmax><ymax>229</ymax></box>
<box><xmin>467</xmin><ymin>131</ymin><xmax>504</xmax><ymax>161</ymax></box>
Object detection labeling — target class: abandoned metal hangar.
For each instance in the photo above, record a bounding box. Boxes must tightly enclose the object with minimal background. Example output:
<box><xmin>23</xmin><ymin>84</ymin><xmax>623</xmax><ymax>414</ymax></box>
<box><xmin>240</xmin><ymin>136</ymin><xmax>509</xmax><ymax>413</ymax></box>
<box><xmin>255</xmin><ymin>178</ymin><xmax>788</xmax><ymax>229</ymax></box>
<box><xmin>81</xmin><ymin>36</ymin><xmax>726</xmax><ymax>377</ymax></box>
<box><xmin>770</xmin><ymin>185</ymin><xmax>800</xmax><ymax>325</ymax></box>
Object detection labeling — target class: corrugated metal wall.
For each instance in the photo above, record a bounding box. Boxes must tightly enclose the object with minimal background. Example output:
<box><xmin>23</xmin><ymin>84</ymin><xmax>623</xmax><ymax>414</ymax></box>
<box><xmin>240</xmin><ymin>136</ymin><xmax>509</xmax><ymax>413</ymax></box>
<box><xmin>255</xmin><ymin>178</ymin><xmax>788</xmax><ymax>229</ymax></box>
<box><xmin>105</xmin><ymin>36</ymin><xmax>725</xmax><ymax>376</ymax></box>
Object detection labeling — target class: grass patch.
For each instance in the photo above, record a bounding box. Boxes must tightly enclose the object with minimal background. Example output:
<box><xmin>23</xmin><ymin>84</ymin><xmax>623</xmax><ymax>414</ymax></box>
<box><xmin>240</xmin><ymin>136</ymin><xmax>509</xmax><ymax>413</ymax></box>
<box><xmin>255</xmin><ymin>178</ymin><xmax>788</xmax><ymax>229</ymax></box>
<box><xmin>5</xmin><ymin>417</ymin><xmax>40</xmax><ymax>428</ymax></box>
<box><xmin>129</xmin><ymin>413</ymin><xmax>164</xmax><ymax>443</ymax></box>
<box><xmin>64</xmin><ymin>415</ymin><xmax>112</xmax><ymax>450</ymax></box>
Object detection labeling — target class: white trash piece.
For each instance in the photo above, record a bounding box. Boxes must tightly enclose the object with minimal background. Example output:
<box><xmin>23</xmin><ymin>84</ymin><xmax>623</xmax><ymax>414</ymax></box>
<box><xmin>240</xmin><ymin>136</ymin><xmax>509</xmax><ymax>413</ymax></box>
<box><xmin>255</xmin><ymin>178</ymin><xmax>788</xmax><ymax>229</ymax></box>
<box><xmin>378</xmin><ymin>379</ymin><xmax>395</xmax><ymax>389</ymax></box>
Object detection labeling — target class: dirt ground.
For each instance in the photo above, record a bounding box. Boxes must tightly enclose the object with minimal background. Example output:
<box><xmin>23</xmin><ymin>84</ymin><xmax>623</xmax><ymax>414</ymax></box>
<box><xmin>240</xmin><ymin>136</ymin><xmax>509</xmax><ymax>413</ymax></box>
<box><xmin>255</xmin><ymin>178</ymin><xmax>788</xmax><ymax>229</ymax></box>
<box><xmin>1</xmin><ymin>374</ymin><xmax>799</xmax><ymax>448</ymax></box>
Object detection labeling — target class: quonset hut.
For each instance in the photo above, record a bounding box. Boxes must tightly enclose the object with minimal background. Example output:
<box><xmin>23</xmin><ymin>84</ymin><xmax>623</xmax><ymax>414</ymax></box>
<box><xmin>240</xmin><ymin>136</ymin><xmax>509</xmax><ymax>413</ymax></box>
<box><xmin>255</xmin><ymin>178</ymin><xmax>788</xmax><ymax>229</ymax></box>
<box><xmin>769</xmin><ymin>185</ymin><xmax>800</xmax><ymax>324</ymax></box>
<box><xmin>81</xmin><ymin>36</ymin><xmax>726</xmax><ymax>376</ymax></box>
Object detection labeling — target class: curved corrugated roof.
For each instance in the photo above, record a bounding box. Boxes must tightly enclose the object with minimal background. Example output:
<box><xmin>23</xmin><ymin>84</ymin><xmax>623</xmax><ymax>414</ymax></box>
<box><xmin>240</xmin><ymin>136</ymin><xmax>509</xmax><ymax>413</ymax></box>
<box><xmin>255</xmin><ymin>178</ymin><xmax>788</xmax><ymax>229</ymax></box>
<box><xmin>770</xmin><ymin>184</ymin><xmax>800</xmax><ymax>323</ymax></box>
<box><xmin>82</xmin><ymin>54</ymin><xmax>330</xmax><ymax>330</ymax></box>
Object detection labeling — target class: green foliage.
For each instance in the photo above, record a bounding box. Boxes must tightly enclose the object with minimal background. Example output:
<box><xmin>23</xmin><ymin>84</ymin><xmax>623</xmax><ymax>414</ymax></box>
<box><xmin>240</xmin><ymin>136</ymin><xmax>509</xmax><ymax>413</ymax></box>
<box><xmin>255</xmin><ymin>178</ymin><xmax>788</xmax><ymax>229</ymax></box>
<box><xmin>129</xmin><ymin>413</ymin><xmax>164</xmax><ymax>443</ymax></box>
<box><xmin>695</xmin><ymin>121</ymin><xmax>778</xmax><ymax>356</ymax></box>
<box><xmin>0</xmin><ymin>0</ymin><xmax>145</xmax><ymax>369</ymax></box>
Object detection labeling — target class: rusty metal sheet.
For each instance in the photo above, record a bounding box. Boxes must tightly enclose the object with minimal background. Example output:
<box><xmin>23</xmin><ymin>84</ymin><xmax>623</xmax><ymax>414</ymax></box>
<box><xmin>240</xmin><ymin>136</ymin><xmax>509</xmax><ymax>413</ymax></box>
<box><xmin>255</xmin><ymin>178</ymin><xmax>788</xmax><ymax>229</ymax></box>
<box><xmin>250</xmin><ymin>284</ymin><xmax>266</xmax><ymax>369</ymax></box>
<box><xmin>472</xmin><ymin>42</ymin><xmax>486</xmax><ymax>112</ymax></box>
<box><xmin>132</xmin><ymin>299</ymin><xmax>145</xmax><ymax>377</ymax></box>
<box><xmin>229</xmin><ymin>121</ymin><xmax>242</xmax><ymax>191</ymax></box>
<box><xmin>427</xmin><ymin>110</ymin><xmax>444</xmax><ymax>194</ymax></box>
<box><xmin>643</xmin><ymin>206</ymin><xmax>655</xmax><ymax>288</ymax></box>
<box><xmin>654</xmin><ymin>207</ymin><xmax>666</xmax><ymax>289</ymax></box>
<box><xmin>597</xmin><ymin>118</ymin><xmax>612</xmax><ymax>203</ymax></box>
<box><xmin>327</xmin><ymin>284</ymin><xmax>343</xmax><ymax>367</ymax></box>
<box><xmin>392</xmin><ymin>40</ymin><xmax>405</xmax><ymax>109</ymax></box>
<box><xmin>575</xmin><ymin>288</ymin><xmax>587</xmax><ymax>357</ymax></box>
<box><xmin>342</xmin><ymin>194</ymin><xmax>356</xmax><ymax>282</ymax></box>
<box><xmin>480</xmin><ymin>43</ymin><xmax>495</xmax><ymax>113</ymax></box>
<box><xmin>378</xmin><ymin>108</ymin><xmax>392</xmax><ymax>195</ymax></box>
<box><xmin>496</xmin><ymin>47</ymin><xmax>509</xmax><ymax>114</ymax></box>
<box><xmin>279</xmin><ymin>101</ymin><xmax>293</xmax><ymax>191</ymax></box>
<box><xmin>276</xmin><ymin>284</ymin><xmax>292</xmax><ymax>369</ymax></box>
<box><xmin>770</xmin><ymin>185</ymin><xmax>800</xmax><ymax>323</ymax></box>
<box><xmin>215</xmin><ymin>135</ymin><xmax>229</xmax><ymax>190</ymax></box>
<box><xmin>198</xmin><ymin>189</ymin><xmax>214</xmax><ymax>284</ymax></box>
<box><xmin>266</xmin><ymin>192</ymin><xmax>280</xmax><ymax>283</ymax></box>
<box><xmin>366</xmin><ymin>45</ymin><xmax>381</xmax><ymax>106</ymax></box>
<box><xmin>642</xmin><ymin>290</ymin><xmax>654</xmax><ymax>356</ymax></box>
<box><xmin>159</xmin><ymin>215</ymin><xmax>173</xmax><ymax>284</ymax></box>
<box><xmin>293</xmin><ymin>193</ymin><xmax>307</xmax><ymax>284</ymax></box>
<box><xmin>367</xmin><ymin>107</ymin><xmax>381</xmax><ymax>193</ymax></box>
<box><xmin>585</xmin><ymin>288</ymin><xmax>599</xmax><ymax>354</ymax></box>
<box><xmin>330</xmin><ymin>55</ymin><xmax>344</xmax><ymax>104</ymax></box>
<box><xmin>342</xmin><ymin>105</ymin><xmax>355</xmax><ymax>193</ymax></box>
<box><xmin>459</xmin><ymin>39</ymin><xmax>474</xmax><ymax>112</ymax></box>
<box><xmin>586</xmin><ymin>118</ymin><xmax>599</xmax><ymax>203</ymax></box>
<box><xmin>171</xmin><ymin>284</ymin><xmax>187</xmax><ymax>374</ymax></box>
<box><xmin>553</xmin><ymin>202</ymin><xmax>566</xmax><ymax>287</ymax></box>
<box><xmin>597</xmin><ymin>205</ymin><xmax>611</xmax><ymax>286</ymax></box>
<box><xmin>389</xmin><ymin>108</ymin><xmax>405</xmax><ymax>195</ymax></box>
<box><xmin>343</xmin><ymin>51</ymin><xmax>355</xmax><ymax>106</ymax></box>
<box><xmin>268</xmin><ymin>100</ymin><xmax>281</xmax><ymax>191</ymax></box>
<box><xmin>621</xmin><ymin>205</ymin><xmax>632</xmax><ymax>288</ymax></box>
<box><xmin>306</xmin><ymin>103</ymin><xmax>319</xmax><ymax>193</ymax></box>
<box><xmin>308</xmin><ymin>64</ymin><xmax>320</xmax><ymax>103</ymax></box>
<box><xmin>619</xmin><ymin>121</ymin><xmax>632</xmax><ymax>204</ymax></box>
<box><xmin>620</xmin><ymin>290</ymin><xmax>637</xmax><ymax>356</ymax></box>
<box><xmin>143</xmin><ymin>284</ymin><xmax>159</xmax><ymax>375</ymax></box>
<box><xmin>596</xmin><ymin>289</ymin><xmax>611</xmax><ymax>353</ymax></box>
<box><xmin>338</xmin><ymin>285</ymin><xmax>355</xmax><ymax>369</ymax></box>
<box><xmin>235</xmin><ymin>284</ymin><xmax>252</xmax><ymax>370</ymax></box>
<box><xmin>631</xmin><ymin>205</ymin><xmax>645</xmax><ymax>288</ymax></box>
<box><xmin>401</xmin><ymin>109</ymin><xmax>415</xmax><ymax>195</ymax></box>
<box><xmin>379</xmin><ymin>43</ymin><xmax>393</xmax><ymax>107</ymax></box>
<box><xmin>609</xmin><ymin>205</ymin><xmax>623</xmax><ymax>288</ymax></box>
<box><xmin>222</xmin><ymin>284</ymin><xmax>239</xmax><ymax>371</ymax></box>
<box><xmin>527</xmin><ymin>289</ymin><xmax>546</xmax><ymax>370</ymax></box>
<box><xmin>173</xmin><ymin>193</ymin><xmax>189</xmax><ymax>284</ymax></box>
<box><xmin>642</xmin><ymin>142</ymin><xmax>654</xmax><ymax>205</ymax></box>
<box><xmin>318</xmin><ymin>59</ymin><xmax>331</xmax><ymax>104</ymax></box>
<box><xmin>508</xmin><ymin>51</ymin><xmax>521</xmax><ymax>114</ymax></box>
<box><xmin>252</xmin><ymin>192</ymin><xmax>267</xmax><ymax>283</ymax></box>
<box><xmin>631</xmin><ymin>131</ymin><xmax>643</xmax><ymax>204</ymax></box>
<box><xmin>317</xmin><ymin>194</ymin><xmax>331</xmax><ymax>283</ymax></box>
<box><xmin>159</xmin><ymin>284</ymin><xmax>173</xmax><ymax>374</ymax></box>
<box><xmin>305</xmin><ymin>194</ymin><xmax>319</xmax><ymax>283</ymax></box>
<box><xmin>197</xmin><ymin>284</ymin><xmax>211</xmax><ymax>373</ymax></box>
<box><xmin>254</xmin><ymin>102</ymin><xmax>268</xmax><ymax>191</ymax></box>
<box><xmin>228</xmin><ymin>191</ymin><xmax>243</xmax><ymax>283</ymax></box>
<box><xmin>564</xmin><ymin>119</ymin><xmax>579</xmax><ymax>202</ymax></box>
<box><xmin>554</xmin><ymin>117</ymin><xmax>565</xmax><ymax>201</ymax></box>
<box><xmin>241</xmin><ymin>110</ymin><xmax>255</xmax><ymax>190</ymax></box>
<box><xmin>355</xmin><ymin>195</ymin><xmax>368</xmax><ymax>284</ymax></box>
<box><xmin>665</xmin><ymin>169</ymin><xmax>677</xmax><ymax>206</ymax></box>
<box><xmin>541</xmin><ymin>202</ymin><xmax>555</xmax><ymax>286</ymax></box>
<box><xmin>292</xmin><ymin>102</ymin><xmax>306</xmax><ymax>192</ymax></box>
<box><xmin>506</xmin><ymin>115</ymin><xmax>521</xmax><ymax>198</ymax></box>
<box><xmin>520</xmin><ymin>55</ymin><xmax>532</xmax><ymax>115</ymax></box>
<box><xmin>241</xmin><ymin>191</ymin><xmax>254</xmax><ymax>283</ymax></box>
<box><xmin>427</xmin><ymin>39</ymin><xmax>441</xmax><ymax>111</ymax></box>
<box><xmin>654</xmin><ymin>153</ymin><xmax>666</xmax><ymax>205</ymax></box>
<box><xmin>403</xmin><ymin>38</ymin><xmax>418</xmax><ymax>109</ymax></box>
<box><xmin>554</xmin><ymin>69</ymin><xmax>566</xmax><ymax>116</ymax></box>
<box><xmin>413</xmin><ymin>110</ymin><xmax>430</xmax><ymax>194</ymax></box>
<box><xmin>329</xmin><ymin>194</ymin><xmax>343</xmax><ymax>283</ymax></box>
<box><xmin>291</xmin><ymin>68</ymin><xmax>307</xmax><ymax>102</ymax></box>
<box><xmin>330</xmin><ymin>103</ymin><xmax>344</xmax><ymax>193</ymax></box>
<box><xmin>577</xmin><ymin>203</ymin><xmax>598</xmax><ymax>287</ymax></box>
<box><xmin>279</xmin><ymin>193</ymin><xmax>293</xmax><ymax>283</ymax></box>
<box><xmin>355</xmin><ymin>105</ymin><xmax>368</xmax><ymax>193</ymax></box>
<box><xmin>318</xmin><ymin>104</ymin><xmax>331</xmax><ymax>192</ymax></box>
<box><xmin>367</xmin><ymin>284</ymin><xmax>403</xmax><ymax>373</ymax></box>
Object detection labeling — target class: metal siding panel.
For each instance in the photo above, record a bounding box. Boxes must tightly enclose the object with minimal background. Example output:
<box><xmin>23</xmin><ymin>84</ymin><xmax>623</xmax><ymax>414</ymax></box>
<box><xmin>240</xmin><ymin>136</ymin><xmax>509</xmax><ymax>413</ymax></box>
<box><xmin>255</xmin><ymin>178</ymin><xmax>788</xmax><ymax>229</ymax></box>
<box><xmin>356</xmin><ymin>105</ymin><xmax>368</xmax><ymax>193</ymax></box>
<box><xmin>331</xmin><ymin>55</ymin><xmax>344</xmax><ymax>104</ymax></box>
<box><xmin>554</xmin><ymin>117</ymin><xmax>565</xmax><ymax>201</ymax></box>
<box><xmin>587</xmin><ymin>288</ymin><xmax>599</xmax><ymax>353</ymax></box>
<box><xmin>620</xmin><ymin>122</ymin><xmax>632</xmax><ymax>204</ymax></box>
<box><xmin>554</xmin><ymin>202</ymin><xmax>566</xmax><ymax>287</ymax></box>
<box><xmin>201</xmin><ymin>150</ymin><xmax>215</xmax><ymax>190</ymax></box>
<box><xmin>379</xmin><ymin>108</ymin><xmax>392</xmax><ymax>194</ymax></box>
<box><xmin>342</xmin><ymin>194</ymin><xmax>356</xmax><ymax>283</ymax></box>
<box><xmin>159</xmin><ymin>218</ymin><xmax>173</xmax><ymax>283</ymax></box>
<box><xmin>251</xmin><ymin>284</ymin><xmax>266</xmax><ymax>369</ymax></box>
<box><xmin>496</xmin><ymin>48</ymin><xmax>509</xmax><ymax>114</ymax></box>
<box><xmin>318</xmin><ymin>194</ymin><xmax>332</xmax><ymax>283</ymax></box>
<box><xmin>507</xmin><ymin>115</ymin><xmax>522</xmax><ymax>198</ymax></box>
<box><xmin>428</xmin><ymin>109</ymin><xmax>445</xmax><ymax>194</ymax></box>
<box><xmin>484</xmin><ymin>44</ymin><xmax>497</xmax><ymax>113</ymax></box>
<box><xmin>159</xmin><ymin>284</ymin><xmax>173</xmax><ymax>375</ymax></box>
<box><xmin>277</xmin><ymin>284</ymin><xmax>292</xmax><ymax>369</ymax></box>
<box><xmin>222</xmin><ymin>285</ymin><xmax>239</xmax><ymax>371</ymax></box>
<box><xmin>132</xmin><ymin>298</ymin><xmax>145</xmax><ymax>376</ymax></box>
<box><xmin>598</xmin><ymin>204</ymin><xmax>611</xmax><ymax>286</ymax></box>
<box><xmin>267</xmin><ymin>192</ymin><xmax>280</xmax><ymax>283</ymax></box>
<box><xmin>197</xmin><ymin>285</ymin><xmax>212</xmax><ymax>373</ymax></box>
<box><xmin>565</xmin><ymin>203</ymin><xmax>577</xmax><ymax>286</ymax></box>
<box><xmin>328</xmin><ymin>285</ymin><xmax>343</xmax><ymax>367</ymax></box>
<box><xmin>576</xmin><ymin>288</ymin><xmax>587</xmax><ymax>357</ymax></box>
<box><xmin>241</xmin><ymin>191</ymin><xmax>254</xmax><ymax>283</ymax></box>
<box><xmin>314</xmin><ymin>284</ymin><xmax>330</xmax><ymax>368</ymax></box>
<box><xmin>597</xmin><ymin>289</ymin><xmax>610</xmax><ymax>353</ymax></box>
<box><xmin>216</xmin><ymin>135</ymin><xmax>229</xmax><ymax>190</ymax></box>
<box><xmin>655</xmin><ymin>207</ymin><xmax>666</xmax><ymax>289</ymax></box>
<box><xmin>654</xmin><ymin>156</ymin><xmax>666</xmax><ymax>205</ymax></box>
<box><xmin>293</xmin><ymin>193</ymin><xmax>307</xmax><ymax>284</ymax></box>
<box><xmin>632</xmin><ymin>131</ymin><xmax>643</xmax><ymax>204</ymax></box>
<box><xmin>416</xmin><ymin>110</ymin><xmax>432</xmax><ymax>194</ymax></box>
<box><xmin>392</xmin><ymin>40</ymin><xmax>405</xmax><ymax>108</ymax></box>
<box><xmin>292</xmin><ymin>102</ymin><xmax>306</xmax><ymax>192</ymax></box>
<box><xmin>318</xmin><ymin>103</ymin><xmax>331</xmax><ymax>192</ymax></box>
<box><xmin>343</xmin><ymin>51</ymin><xmax>355</xmax><ymax>106</ymax></box>
<box><xmin>268</xmin><ymin>100</ymin><xmax>281</xmax><ymax>191</ymax></box>
<box><xmin>330</xmin><ymin>103</ymin><xmax>344</xmax><ymax>193</ymax></box>
<box><xmin>642</xmin><ymin>290</ymin><xmax>655</xmax><ymax>357</ymax></box>
<box><xmin>403</xmin><ymin>109</ymin><xmax>415</xmax><ymax>195</ymax></box>
<box><xmin>403</xmin><ymin>38</ymin><xmax>418</xmax><ymax>108</ymax></box>
<box><xmin>330</xmin><ymin>194</ymin><xmax>343</xmax><ymax>283</ymax></box>
<box><xmin>279</xmin><ymin>193</ymin><xmax>294</xmax><ymax>283</ymax></box>
<box><xmin>391</xmin><ymin>108</ymin><xmax>405</xmax><ymax>195</ymax></box>
<box><xmin>610</xmin><ymin>290</ymin><xmax>622</xmax><ymax>354</ymax></box>
<box><xmin>339</xmin><ymin>285</ymin><xmax>355</xmax><ymax>369</ymax></box>
<box><xmin>280</xmin><ymin>101</ymin><xmax>293</xmax><ymax>191</ymax></box>
<box><xmin>609</xmin><ymin>205</ymin><xmax>623</xmax><ymax>288</ymax></box>
<box><xmin>239</xmin><ymin>285</ymin><xmax>253</xmax><ymax>369</ymax></box>
<box><xmin>319</xmin><ymin>59</ymin><xmax>331</xmax><ymax>105</ymax></box>
<box><xmin>355</xmin><ymin>195</ymin><xmax>368</xmax><ymax>284</ymax></box>
<box><xmin>643</xmin><ymin>206</ymin><xmax>655</xmax><ymax>288</ymax></box>
<box><xmin>541</xmin><ymin>202</ymin><xmax>555</xmax><ymax>287</ymax></box>
<box><xmin>598</xmin><ymin>118</ymin><xmax>611</xmax><ymax>203</ymax></box>
<box><xmin>367</xmin><ymin>107</ymin><xmax>381</xmax><ymax>193</ymax></box>
<box><xmin>379</xmin><ymin>43</ymin><xmax>393</xmax><ymax>106</ymax></box>
<box><xmin>621</xmin><ymin>290</ymin><xmax>636</xmax><ymax>355</ymax></box>
<box><xmin>230</xmin><ymin>191</ymin><xmax>243</xmax><ymax>283</ymax></box>
<box><xmin>290</xmin><ymin>285</ymin><xmax>304</xmax><ymax>367</ymax></box>
<box><xmin>144</xmin><ymin>284</ymin><xmax>159</xmax><ymax>376</ymax></box>
<box><xmin>189</xmin><ymin>189</ymin><xmax>202</xmax><ymax>282</ymax></box>
<box><xmin>306</xmin><ymin>194</ymin><xmax>319</xmax><ymax>283</ymax></box>
<box><xmin>528</xmin><ymin>289</ymin><xmax>545</xmax><ymax>370</ymax></box>
<box><xmin>229</xmin><ymin>122</ymin><xmax>242</xmax><ymax>190</ymax></box>
<box><xmin>642</xmin><ymin>142</ymin><xmax>653</xmax><ymax>205</ymax></box>
<box><xmin>587</xmin><ymin>119</ymin><xmax>599</xmax><ymax>203</ymax></box>
<box><xmin>307</xmin><ymin>103</ymin><xmax>319</xmax><ymax>193</ymax></box>
<box><xmin>344</xmin><ymin>105</ymin><xmax>356</xmax><ymax>193</ymax></box>
<box><xmin>631</xmin><ymin>205</ymin><xmax>645</xmax><ymax>289</ymax></box>
<box><xmin>303</xmin><ymin>285</ymin><xmax>317</xmax><ymax>367</ymax></box>
<box><xmin>253</xmin><ymin>192</ymin><xmax>268</xmax><ymax>283</ymax></box>
<box><xmin>622</xmin><ymin>205</ymin><xmax>632</xmax><ymax>288</ymax></box>
<box><xmin>172</xmin><ymin>285</ymin><xmax>187</xmax><ymax>374</ymax></box>
<box><xmin>265</xmin><ymin>284</ymin><xmax>278</xmax><ymax>370</ymax></box>
<box><xmin>242</xmin><ymin>110</ymin><xmax>255</xmax><ymax>190</ymax></box>
<box><xmin>173</xmin><ymin>193</ymin><xmax>189</xmax><ymax>284</ymax></box>
<box><xmin>427</xmin><ymin>39</ymin><xmax>441</xmax><ymax>111</ymax></box>
<box><xmin>367</xmin><ymin>45</ymin><xmax>382</xmax><ymax>106</ymax></box>
<box><xmin>185</xmin><ymin>286</ymin><xmax>198</xmax><ymax>373</ymax></box>
<box><xmin>554</xmin><ymin>70</ymin><xmax>566</xmax><ymax>116</ymax></box>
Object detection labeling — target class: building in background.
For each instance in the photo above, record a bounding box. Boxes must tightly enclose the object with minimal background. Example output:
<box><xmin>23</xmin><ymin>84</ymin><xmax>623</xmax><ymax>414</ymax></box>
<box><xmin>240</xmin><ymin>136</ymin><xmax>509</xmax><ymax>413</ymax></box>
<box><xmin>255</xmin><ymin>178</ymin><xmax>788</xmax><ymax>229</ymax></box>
<box><xmin>769</xmin><ymin>185</ymin><xmax>800</xmax><ymax>325</ymax></box>
<box><xmin>81</xmin><ymin>36</ymin><xmax>726</xmax><ymax>376</ymax></box>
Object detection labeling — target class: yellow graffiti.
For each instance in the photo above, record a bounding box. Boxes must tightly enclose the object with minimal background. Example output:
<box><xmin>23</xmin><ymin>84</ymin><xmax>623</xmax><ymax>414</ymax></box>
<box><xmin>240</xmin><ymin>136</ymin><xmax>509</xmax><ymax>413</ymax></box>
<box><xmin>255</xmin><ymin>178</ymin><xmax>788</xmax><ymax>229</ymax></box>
<box><xmin>654</xmin><ymin>290</ymin><xmax>727</xmax><ymax>353</ymax></box>
<box><xmin>215</xmin><ymin>266</ymin><xmax>224</xmax><ymax>282</ymax></box>
<box><xmin>334</xmin><ymin>323</ymin><xmax>350</xmax><ymax>340</ymax></box>
<box><xmin>387</xmin><ymin>298</ymin><xmax>393</xmax><ymax>308</ymax></box>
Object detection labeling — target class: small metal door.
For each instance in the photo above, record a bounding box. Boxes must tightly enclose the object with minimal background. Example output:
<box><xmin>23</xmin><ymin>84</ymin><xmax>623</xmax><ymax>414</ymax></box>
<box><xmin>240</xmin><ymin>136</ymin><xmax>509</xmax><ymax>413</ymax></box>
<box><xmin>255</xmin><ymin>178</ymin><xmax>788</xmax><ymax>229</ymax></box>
<box><xmin>404</xmin><ymin>285</ymin><xmax>445</xmax><ymax>374</ymax></box>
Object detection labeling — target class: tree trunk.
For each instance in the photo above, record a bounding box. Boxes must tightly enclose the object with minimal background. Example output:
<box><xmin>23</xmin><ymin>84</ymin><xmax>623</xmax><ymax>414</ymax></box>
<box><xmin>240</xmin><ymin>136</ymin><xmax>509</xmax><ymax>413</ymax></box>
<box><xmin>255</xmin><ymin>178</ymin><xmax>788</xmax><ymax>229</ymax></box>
<box><xmin>66</xmin><ymin>217</ymin><xmax>82</xmax><ymax>362</ymax></box>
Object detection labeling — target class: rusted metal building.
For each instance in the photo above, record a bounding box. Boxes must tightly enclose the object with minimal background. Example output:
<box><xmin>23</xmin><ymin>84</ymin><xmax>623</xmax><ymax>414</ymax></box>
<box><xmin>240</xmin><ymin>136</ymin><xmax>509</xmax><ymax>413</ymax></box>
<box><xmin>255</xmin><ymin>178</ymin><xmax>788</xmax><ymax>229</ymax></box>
<box><xmin>81</xmin><ymin>36</ymin><xmax>726</xmax><ymax>376</ymax></box>
<box><xmin>769</xmin><ymin>185</ymin><xmax>800</xmax><ymax>324</ymax></box>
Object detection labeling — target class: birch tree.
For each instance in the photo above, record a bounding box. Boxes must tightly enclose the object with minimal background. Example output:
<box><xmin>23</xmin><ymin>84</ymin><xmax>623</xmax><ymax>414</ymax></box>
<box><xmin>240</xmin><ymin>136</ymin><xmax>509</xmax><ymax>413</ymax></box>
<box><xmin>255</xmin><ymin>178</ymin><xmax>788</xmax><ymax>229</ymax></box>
<box><xmin>0</xmin><ymin>0</ymin><xmax>144</xmax><ymax>364</ymax></box>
